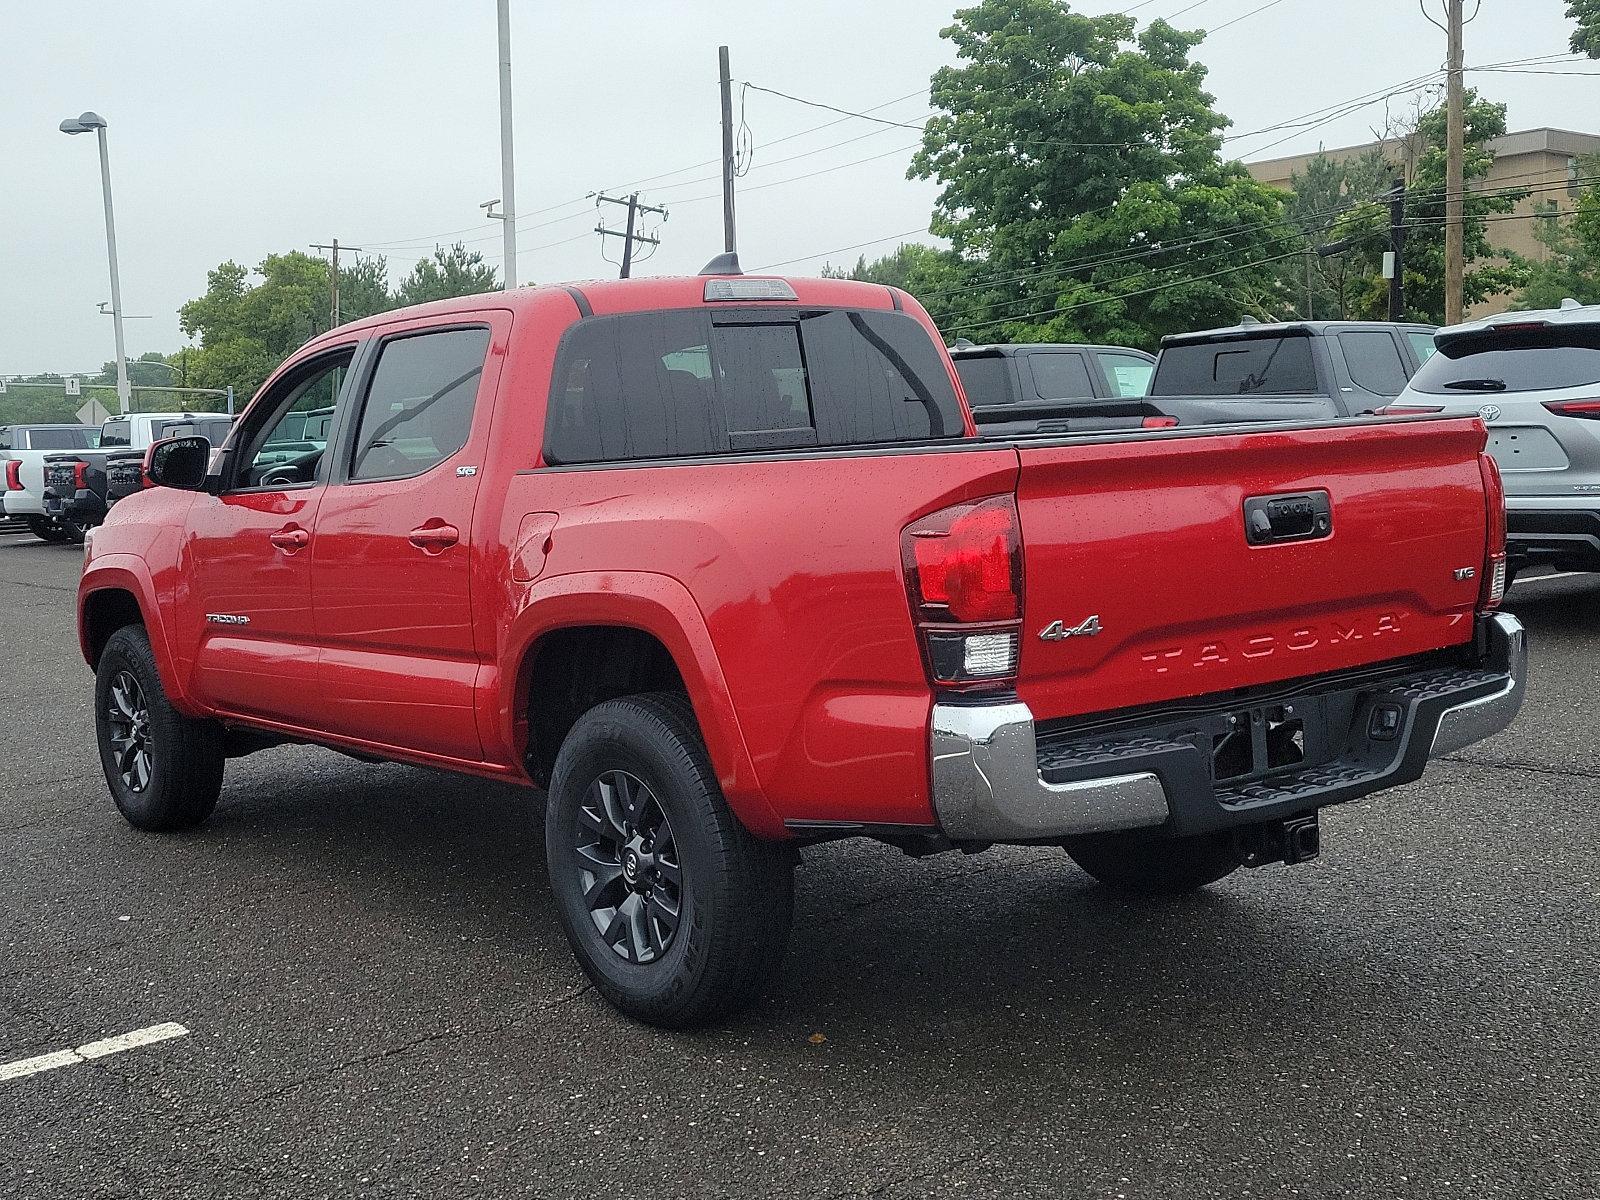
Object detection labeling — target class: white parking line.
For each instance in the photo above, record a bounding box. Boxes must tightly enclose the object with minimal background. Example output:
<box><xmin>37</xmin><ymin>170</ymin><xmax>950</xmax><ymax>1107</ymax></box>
<box><xmin>1523</xmin><ymin>571</ymin><xmax>1585</xmax><ymax>583</ymax></box>
<box><xmin>0</xmin><ymin>1022</ymin><xmax>189</xmax><ymax>1082</ymax></box>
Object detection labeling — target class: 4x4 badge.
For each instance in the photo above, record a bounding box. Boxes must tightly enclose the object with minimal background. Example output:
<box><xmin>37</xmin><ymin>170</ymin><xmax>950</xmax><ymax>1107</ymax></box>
<box><xmin>1039</xmin><ymin>615</ymin><xmax>1102</xmax><ymax>641</ymax></box>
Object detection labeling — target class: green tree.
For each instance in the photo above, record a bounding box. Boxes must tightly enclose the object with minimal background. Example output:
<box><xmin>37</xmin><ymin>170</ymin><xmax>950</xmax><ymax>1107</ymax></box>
<box><xmin>1516</xmin><ymin>167</ymin><xmax>1600</xmax><ymax>308</ymax></box>
<box><xmin>178</xmin><ymin>252</ymin><xmax>338</xmax><ymax>401</ymax></box>
<box><xmin>394</xmin><ymin>242</ymin><xmax>500</xmax><ymax>307</ymax></box>
<box><xmin>908</xmin><ymin>0</ymin><xmax>1296</xmax><ymax>348</ymax></box>
<box><xmin>1329</xmin><ymin>90</ymin><xmax>1525</xmax><ymax>323</ymax></box>
<box><xmin>1571</xmin><ymin>0</ymin><xmax>1600</xmax><ymax>57</ymax></box>
<box><xmin>340</xmin><ymin>254</ymin><xmax>396</xmax><ymax>322</ymax></box>
<box><xmin>1281</xmin><ymin>148</ymin><xmax>1396</xmax><ymax>319</ymax></box>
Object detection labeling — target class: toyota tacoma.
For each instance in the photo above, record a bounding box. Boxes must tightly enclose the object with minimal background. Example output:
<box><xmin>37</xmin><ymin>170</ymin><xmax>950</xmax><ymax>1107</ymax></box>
<box><xmin>77</xmin><ymin>265</ymin><xmax>1525</xmax><ymax>1027</ymax></box>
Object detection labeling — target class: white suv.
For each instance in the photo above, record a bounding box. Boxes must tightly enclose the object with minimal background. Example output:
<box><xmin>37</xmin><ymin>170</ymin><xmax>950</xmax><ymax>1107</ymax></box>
<box><xmin>1392</xmin><ymin>300</ymin><xmax>1600</xmax><ymax>579</ymax></box>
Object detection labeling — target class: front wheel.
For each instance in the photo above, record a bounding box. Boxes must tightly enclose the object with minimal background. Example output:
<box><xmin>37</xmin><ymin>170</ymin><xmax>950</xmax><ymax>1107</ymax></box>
<box><xmin>1064</xmin><ymin>829</ymin><xmax>1241</xmax><ymax>894</ymax></box>
<box><xmin>545</xmin><ymin>693</ymin><xmax>794</xmax><ymax>1028</ymax></box>
<box><xmin>95</xmin><ymin>625</ymin><xmax>225</xmax><ymax>831</ymax></box>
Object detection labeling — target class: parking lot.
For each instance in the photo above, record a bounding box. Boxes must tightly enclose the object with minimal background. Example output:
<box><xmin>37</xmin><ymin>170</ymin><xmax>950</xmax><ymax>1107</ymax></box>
<box><xmin>0</xmin><ymin>527</ymin><xmax>1593</xmax><ymax>1199</ymax></box>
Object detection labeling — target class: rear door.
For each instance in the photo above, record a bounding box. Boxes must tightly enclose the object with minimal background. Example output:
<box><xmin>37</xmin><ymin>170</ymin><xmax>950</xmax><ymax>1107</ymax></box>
<box><xmin>1012</xmin><ymin>419</ymin><xmax>1490</xmax><ymax>720</ymax></box>
<box><xmin>309</xmin><ymin>315</ymin><xmax>507</xmax><ymax>760</ymax></box>
<box><xmin>1404</xmin><ymin>321</ymin><xmax>1600</xmax><ymax>496</ymax></box>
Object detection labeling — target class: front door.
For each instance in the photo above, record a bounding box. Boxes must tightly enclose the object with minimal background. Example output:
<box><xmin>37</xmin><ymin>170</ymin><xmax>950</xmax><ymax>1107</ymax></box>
<box><xmin>182</xmin><ymin>347</ymin><xmax>358</xmax><ymax>721</ymax></box>
<box><xmin>309</xmin><ymin>317</ymin><xmax>505</xmax><ymax>761</ymax></box>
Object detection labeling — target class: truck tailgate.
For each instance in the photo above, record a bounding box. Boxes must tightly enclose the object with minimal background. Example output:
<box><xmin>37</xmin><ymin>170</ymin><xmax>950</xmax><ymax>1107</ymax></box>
<box><xmin>1014</xmin><ymin>418</ymin><xmax>1490</xmax><ymax>720</ymax></box>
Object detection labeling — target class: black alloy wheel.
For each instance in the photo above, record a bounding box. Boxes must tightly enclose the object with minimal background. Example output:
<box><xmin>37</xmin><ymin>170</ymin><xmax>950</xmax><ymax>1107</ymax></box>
<box><xmin>575</xmin><ymin>769</ymin><xmax>684</xmax><ymax>964</ymax></box>
<box><xmin>104</xmin><ymin>669</ymin><xmax>154</xmax><ymax>794</ymax></box>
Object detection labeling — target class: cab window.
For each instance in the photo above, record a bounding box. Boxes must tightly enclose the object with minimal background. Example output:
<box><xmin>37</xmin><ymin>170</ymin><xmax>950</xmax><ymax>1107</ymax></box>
<box><xmin>348</xmin><ymin>328</ymin><xmax>491</xmax><ymax>481</ymax></box>
<box><xmin>233</xmin><ymin>352</ymin><xmax>354</xmax><ymax>490</ymax></box>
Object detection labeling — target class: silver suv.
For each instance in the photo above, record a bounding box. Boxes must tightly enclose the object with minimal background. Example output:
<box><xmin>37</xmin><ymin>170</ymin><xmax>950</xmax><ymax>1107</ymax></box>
<box><xmin>1393</xmin><ymin>300</ymin><xmax>1600</xmax><ymax>577</ymax></box>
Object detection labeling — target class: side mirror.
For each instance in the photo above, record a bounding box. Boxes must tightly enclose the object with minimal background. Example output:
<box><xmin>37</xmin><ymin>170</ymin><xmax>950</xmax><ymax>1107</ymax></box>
<box><xmin>144</xmin><ymin>435</ymin><xmax>211</xmax><ymax>492</ymax></box>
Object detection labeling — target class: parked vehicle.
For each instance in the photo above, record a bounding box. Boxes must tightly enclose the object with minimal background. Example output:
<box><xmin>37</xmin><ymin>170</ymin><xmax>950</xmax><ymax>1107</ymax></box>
<box><xmin>43</xmin><ymin>412</ymin><xmax>232</xmax><ymax>538</ymax></box>
<box><xmin>1145</xmin><ymin>319</ymin><xmax>1437</xmax><ymax>425</ymax></box>
<box><xmin>78</xmin><ymin>268</ymin><xmax>1523</xmax><ymax>1028</ymax></box>
<box><xmin>1388</xmin><ymin>300</ymin><xmax>1600</xmax><ymax>579</ymax></box>
<box><xmin>949</xmin><ymin>341</ymin><xmax>1158</xmax><ymax>434</ymax></box>
<box><xmin>0</xmin><ymin>423</ymin><xmax>103</xmax><ymax>543</ymax></box>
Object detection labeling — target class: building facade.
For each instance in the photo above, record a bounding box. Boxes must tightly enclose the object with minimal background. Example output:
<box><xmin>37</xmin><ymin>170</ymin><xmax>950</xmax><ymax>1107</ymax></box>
<box><xmin>1248</xmin><ymin>127</ymin><xmax>1600</xmax><ymax>316</ymax></box>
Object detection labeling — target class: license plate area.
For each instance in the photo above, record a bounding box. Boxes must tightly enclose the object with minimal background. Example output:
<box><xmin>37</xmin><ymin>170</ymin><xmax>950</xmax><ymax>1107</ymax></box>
<box><xmin>1211</xmin><ymin>704</ymin><xmax>1311</xmax><ymax>782</ymax></box>
<box><xmin>1487</xmin><ymin>427</ymin><xmax>1569</xmax><ymax>471</ymax></box>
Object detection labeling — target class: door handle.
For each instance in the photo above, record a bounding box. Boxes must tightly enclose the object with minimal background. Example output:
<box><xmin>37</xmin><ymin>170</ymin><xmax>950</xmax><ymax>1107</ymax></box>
<box><xmin>408</xmin><ymin>522</ymin><xmax>460</xmax><ymax>553</ymax></box>
<box><xmin>269</xmin><ymin>525</ymin><xmax>310</xmax><ymax>553</ymax></box>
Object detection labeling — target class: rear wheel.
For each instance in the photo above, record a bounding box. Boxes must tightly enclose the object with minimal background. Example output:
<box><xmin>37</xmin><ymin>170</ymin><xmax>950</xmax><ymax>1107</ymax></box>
<box><xmin>1064</xmin><ymin>829</ymin><xmax>1241</xmax><ymax>894</ymax></box>
<box><xmin>25</xmin><ymin>515</ymin><xmax>74</xmax><ymax>544</ymax></box>
<box><xmin>95</xmin><ymin>625</ymin><xmax>225</xmax><ymax>831</ymax></box>
<box><xmin>545</xmin><ymin>693</ymin><xmax>794</xmax><ymax>1027</ymax></box>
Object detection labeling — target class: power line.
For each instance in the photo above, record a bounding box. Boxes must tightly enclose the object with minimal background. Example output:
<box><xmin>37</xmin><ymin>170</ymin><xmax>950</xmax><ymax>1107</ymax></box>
<box><xmin>948</xmin><ymin>247</ymin><xmax>1309</xmax><ymax>335</ymax></box>
<box><xmin>751</xmin><ymin>227</ymin><xmax>932</xmax><ymax>273</ymax></box>
<box><xmin>1205</xmin><ymin>0</ymin><xmax>1290</xmax><ymax>36</ymax></box>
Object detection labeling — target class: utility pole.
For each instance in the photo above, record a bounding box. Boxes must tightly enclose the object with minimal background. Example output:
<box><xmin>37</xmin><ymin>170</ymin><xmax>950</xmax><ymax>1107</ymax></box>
<box><xmin>1388</xmin><ymin>177</ymin><xmax>1407</xmax><ymax>322</ymax></box>
<box><xmin>311</xmin><ymin>239</ymin><xmax>362</xmax><ymax>327</ymax></box>
<box><xmin>496</xmin><ymin>0</ymin><xmax>518</xmax><ymax>289</ymax></box>
<box><xmin>1444</xmin><ymin>0</ymin><xmax>1466</xmax><ymax>324</ymax></box>
<box><xmin>595</xmin><ymin>193</ymin><xmax>667</xmax><ymax>278</ymax></box>
<box><xmin>718</xmin><ymin>45</ymin><xmax>737</xmax><ymax>254</ymax></box>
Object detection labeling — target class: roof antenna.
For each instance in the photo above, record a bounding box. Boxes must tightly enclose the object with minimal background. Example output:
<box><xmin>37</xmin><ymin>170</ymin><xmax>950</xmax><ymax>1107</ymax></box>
<box><xmin>699</xmin><ymin>251</ymin><xmax>743</xmax><ymax>276</ymax></box>
<box><xmin>1560</xmin><ymin>297</ymin><xmax>1583</xmax><ymax>310</ymax></box>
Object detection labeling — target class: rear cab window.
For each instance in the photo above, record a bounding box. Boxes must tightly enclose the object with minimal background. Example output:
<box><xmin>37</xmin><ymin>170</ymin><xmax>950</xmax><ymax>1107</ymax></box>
<box><xmin>17</xmin><ymin>428</ymin><xmax>92</xmax><ymax>451</ymax></box>
<box><xmin>99</xmin><ymin>420</ymin><xmax>132</xmax><ymax>448</ymax></box>
<box><xmin>1152</xmin><ymin>336</ymin><xmax>1318</xmax><ymax>397</ymax></box>
<box><xmin>952</xmin><ymin>355</ymin><xmax>1015</xmax><ymax>407</ymax></box>
<box><xmin>1338</xmin><ymin>331</ymin><xmax>1410</xmax><ymax>396</ymax></box>
<box><xmin>1410</xmin><ymin>324</ymin><xmax>1600</xmax><ymax>393</ymax></box>
<box><xmin>1025</xmin><ymin>352</ymin><xmax>1096</xmax><ymax>401</ymax></box>
<box><xmin>544</xmin><ymin>307</ymin><xmax>963</xmax><ymax>464</ymax></box>
<box><xmin>1095</xmin><ymin>352</ymin><xmax>1154</xmax><ymax>398</ymax></box>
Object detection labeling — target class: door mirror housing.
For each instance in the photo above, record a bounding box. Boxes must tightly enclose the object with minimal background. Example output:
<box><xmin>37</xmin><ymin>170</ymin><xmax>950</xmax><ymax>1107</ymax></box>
<box><xmin>144</xmin><ymin>435</ymin><xmax>211</xmax><ymax>492</ymax></box>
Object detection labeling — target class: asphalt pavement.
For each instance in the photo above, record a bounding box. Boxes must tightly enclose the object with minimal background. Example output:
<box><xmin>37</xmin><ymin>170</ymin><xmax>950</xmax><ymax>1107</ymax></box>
<box><xmin>0</xmin><ymin>528</ymin><xmax>1595</xmax><ymax>1199</ymax></box>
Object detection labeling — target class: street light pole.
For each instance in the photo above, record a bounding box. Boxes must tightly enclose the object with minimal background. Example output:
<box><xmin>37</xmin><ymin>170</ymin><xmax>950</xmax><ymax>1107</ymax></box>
<box><xmin>496</xmin><ymin>0</ymin><xmax>518</xmax><ymax>289</ymax></box>
<box><xmin>60</xmin><ymin>111</ymin><xmax>130</xmax><ymax>415</ymax></box>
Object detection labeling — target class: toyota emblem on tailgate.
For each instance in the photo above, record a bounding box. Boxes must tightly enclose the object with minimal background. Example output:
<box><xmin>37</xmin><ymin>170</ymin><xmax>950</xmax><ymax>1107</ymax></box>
<box><xmin>1479</xmin><ymin>404</ymin><xmax>1502</xmax><ymax>422</ymax></box>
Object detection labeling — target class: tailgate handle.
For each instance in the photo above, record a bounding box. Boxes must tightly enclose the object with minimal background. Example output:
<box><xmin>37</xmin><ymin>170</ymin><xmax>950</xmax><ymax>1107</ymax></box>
<box><xmin>1244</xmin><ymin>491</ymin><xmax>1332</xmax><ymax>546</ymax></box>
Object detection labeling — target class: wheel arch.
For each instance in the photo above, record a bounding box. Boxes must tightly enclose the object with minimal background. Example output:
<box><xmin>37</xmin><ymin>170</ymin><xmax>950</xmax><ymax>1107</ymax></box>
<box><xmin>78</xmin><ymin>555</ymin><xmax>200</xmax><ymax>716</ymax></box>
<box><xmin>502</xmin><ymin>572</ymin><xmax>782</xmax><ymax>838</ymax></box>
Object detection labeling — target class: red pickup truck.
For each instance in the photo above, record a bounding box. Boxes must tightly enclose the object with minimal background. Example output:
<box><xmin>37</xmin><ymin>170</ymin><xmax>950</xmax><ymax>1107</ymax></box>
<box><xmin>78</xmin><ymin>266</ymin><xmax>1525</xmax><ymax>1027</ymax></box>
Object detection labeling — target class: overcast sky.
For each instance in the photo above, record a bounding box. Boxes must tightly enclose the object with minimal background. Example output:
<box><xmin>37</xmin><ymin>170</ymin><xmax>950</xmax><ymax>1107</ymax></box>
<box><xmin>2</xmin><ymin>0</ymin><xmax>1592</xmax><ymax>373</ymax></box>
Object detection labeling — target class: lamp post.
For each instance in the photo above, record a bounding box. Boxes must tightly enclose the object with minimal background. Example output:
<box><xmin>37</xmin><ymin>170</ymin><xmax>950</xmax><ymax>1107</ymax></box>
<box><xmin>60</xmin><ymin>111</ymin><xmax>130</xmax><ymax>416</ymax></box>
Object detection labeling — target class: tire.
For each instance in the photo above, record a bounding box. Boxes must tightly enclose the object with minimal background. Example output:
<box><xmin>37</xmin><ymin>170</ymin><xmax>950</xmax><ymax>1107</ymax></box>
<box><xmin>1064</xmin><ymin>829</ymin><xmax>1241</xmax><ymax>895</ymax></box>
<box><xmin>25</xmin><ymin>515</ymin><xmax>73</xmax><ymax>545</ymax></box>
<box><xmin>545</xmin><ymin>692</ymin><xmax>794</xmax><ymax>1028</ymax></box>
<box><xmin>94</xmin><ymin>625</ymin><xmax>225</xmax><ymax>832</ymax></box>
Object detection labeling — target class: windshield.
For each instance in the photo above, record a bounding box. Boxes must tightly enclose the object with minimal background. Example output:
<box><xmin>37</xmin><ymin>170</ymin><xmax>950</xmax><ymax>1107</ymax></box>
<box><xmin>1411</xmin><ymin>325</ymin><xmax>1600</xmax><ymax>394</ymax></box>
<box><xmin>1151</xmin><ymin>336</ymin><xmax>1317</xmax><ymax>396</ymax></box>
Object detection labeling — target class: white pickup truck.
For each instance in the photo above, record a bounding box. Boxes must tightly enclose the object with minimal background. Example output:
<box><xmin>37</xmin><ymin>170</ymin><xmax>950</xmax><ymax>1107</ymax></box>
<box><xmin>0</xmin><ymin>423</ymin><xmax>103</xmax><ymax>542</ymax></box>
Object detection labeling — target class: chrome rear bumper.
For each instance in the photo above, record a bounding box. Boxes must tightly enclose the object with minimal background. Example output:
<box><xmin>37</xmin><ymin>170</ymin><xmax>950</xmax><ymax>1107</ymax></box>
<box><xmin>929</xmin><ymin>613</ymin><xmax>1527</xmax><ymax>844</ymax></box>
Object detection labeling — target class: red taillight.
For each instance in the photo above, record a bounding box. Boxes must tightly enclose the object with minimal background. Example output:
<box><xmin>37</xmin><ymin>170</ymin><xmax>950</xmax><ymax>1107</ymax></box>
<box><xmin>73</xmin><ymin>461</ymin><xmax>89</xmax><ymax>490</ymax></box>
<box><xmin>902</xmin><ymin>496</ymin><xmax>1023</xmax><ymax>690</ymax></box>
<box><xmin>1541</xmin><ymin>399</ymin><xmax>1600</xmax><ymax>420</ymax></box>
<box><xmin>1142</xmin><ymin>415</ymin><xmax>1179</xmax><ymax>429</ymax></box>
<box><xmin>1478</xmin><ymin>452</ymin><xmax>1507</xmax><ymax>609</ymax></box>
<box><xmin>1372</xmin><ymin>404</ymin><xmax>1445</xmax><ymax>416</ymax></box>
<box><xmin>905</xmin><ymin>496</ymin><xmax>1021</xmax><ymax>623</ymax></box>
<box><xmin>3</xmin><ymin>461</ymin><xmax>19</xmax><ymax>491</ymax></box>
